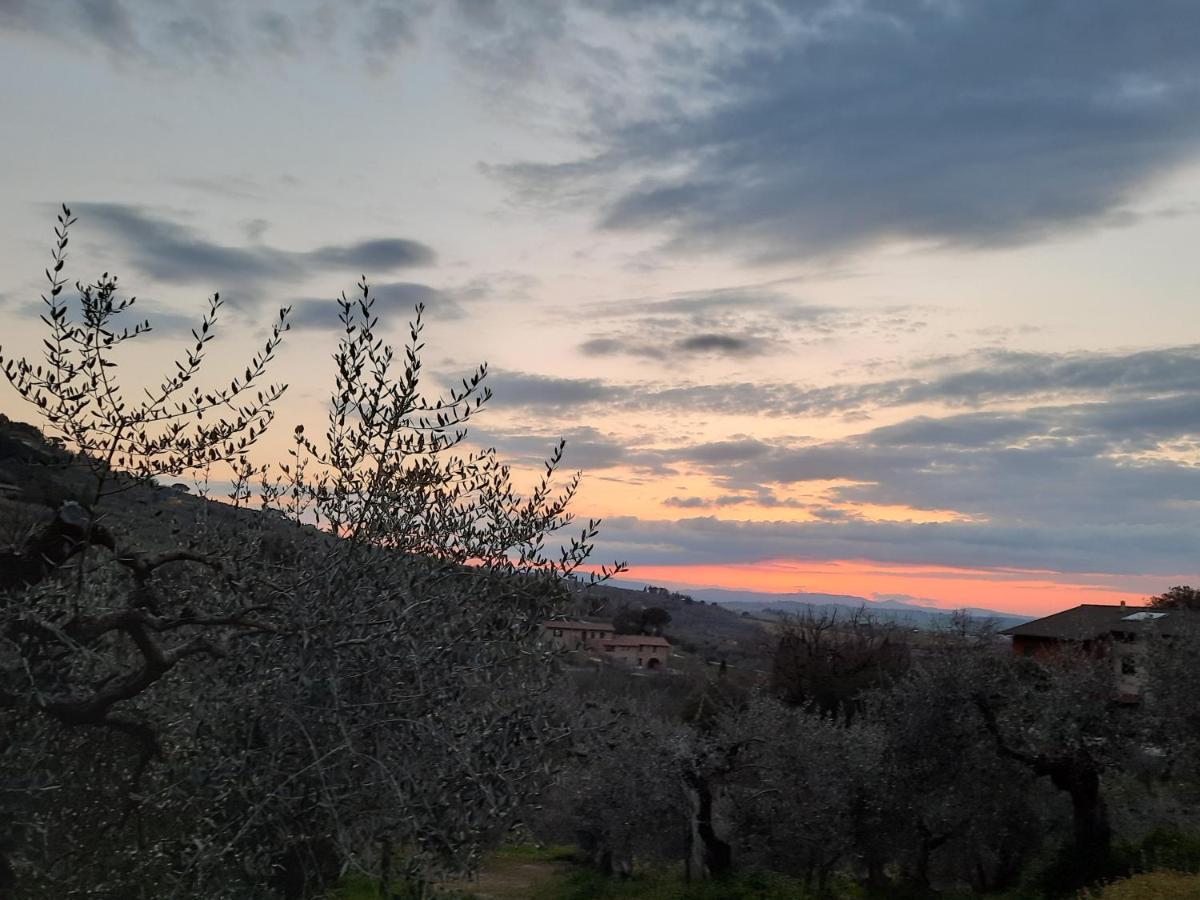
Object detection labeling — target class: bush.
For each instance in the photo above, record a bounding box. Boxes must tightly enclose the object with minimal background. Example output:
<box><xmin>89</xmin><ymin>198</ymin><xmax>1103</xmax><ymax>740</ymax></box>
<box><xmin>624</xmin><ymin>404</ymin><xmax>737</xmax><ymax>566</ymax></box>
<box><xmin>1135</xmin><ymin>827</ymin><xmax>1200</xmax><ymax>874</ymax></box>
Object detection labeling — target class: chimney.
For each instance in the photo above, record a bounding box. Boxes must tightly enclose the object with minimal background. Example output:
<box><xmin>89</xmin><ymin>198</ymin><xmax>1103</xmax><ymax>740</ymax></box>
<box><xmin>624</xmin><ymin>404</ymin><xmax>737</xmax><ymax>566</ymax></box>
<box><xmin>1120</xmin><ymin>600</ymin><xmax>1126</xmax><ymax>606</ymax></box>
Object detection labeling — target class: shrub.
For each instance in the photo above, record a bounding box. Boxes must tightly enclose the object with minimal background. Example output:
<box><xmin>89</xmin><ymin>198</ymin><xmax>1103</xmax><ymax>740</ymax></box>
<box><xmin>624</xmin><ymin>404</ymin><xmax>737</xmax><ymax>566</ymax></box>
<box><xmin>1135</xmin><ymin>827</ymin><xmax>1200</xmax><ymax>874</ymax></box>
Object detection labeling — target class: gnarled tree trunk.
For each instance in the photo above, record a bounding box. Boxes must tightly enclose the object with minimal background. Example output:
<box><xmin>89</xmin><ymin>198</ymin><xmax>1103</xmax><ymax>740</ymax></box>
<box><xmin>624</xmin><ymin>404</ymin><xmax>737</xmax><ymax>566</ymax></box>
<box><xmin>683</xmin><ymin>769</ymin><xmax>732</xmax><ymax>880</ymax></box>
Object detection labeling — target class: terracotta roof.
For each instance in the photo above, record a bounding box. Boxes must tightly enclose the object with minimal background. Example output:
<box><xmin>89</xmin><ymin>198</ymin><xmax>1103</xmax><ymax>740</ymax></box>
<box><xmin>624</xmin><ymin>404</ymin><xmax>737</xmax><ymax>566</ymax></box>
<box><xmin>1001</xmin><ymin>604</ymin><xmax>1200</xmax><ymax>640</ymax></box>
<box><xmin>600</xmin><ymin>635</ymin><xmax>670</xmax><ymax>648</ymax></box>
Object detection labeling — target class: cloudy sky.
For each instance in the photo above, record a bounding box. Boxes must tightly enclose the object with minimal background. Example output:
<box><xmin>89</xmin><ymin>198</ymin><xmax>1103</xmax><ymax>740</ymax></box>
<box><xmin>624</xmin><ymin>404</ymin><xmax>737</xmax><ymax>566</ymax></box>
<box><xmin>4</xmin><ymin>1</ymin><xmax>1200</xmax><ymax>614</ymax></box>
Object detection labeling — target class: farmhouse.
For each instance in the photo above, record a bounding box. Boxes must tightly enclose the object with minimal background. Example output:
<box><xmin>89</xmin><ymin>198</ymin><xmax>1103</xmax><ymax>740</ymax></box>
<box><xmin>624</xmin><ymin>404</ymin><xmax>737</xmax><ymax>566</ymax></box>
<box><xmin>540</xmin><ymin>619</ymin><xmax>615</xmax><ymax>650</ymax></box>
<box><xmin>1001</xmin><ymin>604</ymin><xmax>1200</xmax><ymax>700</ymax></box>
<box><xmin>596</xmin><ymin>634</ymin><xmax>670</xmax><ymax>670</ymax></box>
<box><xmin>539</xmin><ymin>619</ymin><xmax>670</xmax><ymax>670</ymax></box>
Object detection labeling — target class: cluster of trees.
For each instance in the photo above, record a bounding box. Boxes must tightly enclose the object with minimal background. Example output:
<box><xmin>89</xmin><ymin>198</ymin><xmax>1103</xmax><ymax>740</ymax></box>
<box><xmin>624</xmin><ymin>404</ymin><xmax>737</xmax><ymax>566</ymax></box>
<box><xmin>612</xmin><ymin>605</ymin><xmax>672</xmax><ymax>635</ymax></box>
<box><xmin>0</xmin><ymin>210</ymin><xmax>621</xmax><ymax>897</ymax></box>
<box><xmin>1150</xmin><ymin>585</ymin><xmax>1200</xmax><ymax>609</ymax></box>
<box><xmin>538</xmin><ymin>611</ymin><xmax>1200</xmax><ymax>896</ymax></box>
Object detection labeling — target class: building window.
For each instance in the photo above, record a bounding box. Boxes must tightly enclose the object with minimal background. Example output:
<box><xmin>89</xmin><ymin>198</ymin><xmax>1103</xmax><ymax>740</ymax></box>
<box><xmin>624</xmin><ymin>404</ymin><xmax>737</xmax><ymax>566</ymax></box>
<box><xmin>1121</xmin><ymin>657</ymin><xmax>1138</xmax><ymax>676</ymax></box>
<box><xmin>553</xmin><ymin>629</ymin><xmax>562</xmax><ymax>637</ymax></box>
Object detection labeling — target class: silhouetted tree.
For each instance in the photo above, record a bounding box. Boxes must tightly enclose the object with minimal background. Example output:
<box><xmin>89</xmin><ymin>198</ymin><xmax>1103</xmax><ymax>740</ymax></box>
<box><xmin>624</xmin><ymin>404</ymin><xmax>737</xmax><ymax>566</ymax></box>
<box><xmin>770</xmin><ymin>608</ymin><xmax>910</xmax><ymax>721</ymax></box>
<box><xmin>1150</xmin><ymin>585</ymin><xmax>1200</xmax><ymax>609</ymax></box>
<box><xmin>973</xmin><ymin>650</ymin><xmax>1136</xmax><ymax>891</ymax></box>
<box><xmin>642</xmin><ymin>606</ymin><xmax>671</xmax><ymax>632</ymax></box>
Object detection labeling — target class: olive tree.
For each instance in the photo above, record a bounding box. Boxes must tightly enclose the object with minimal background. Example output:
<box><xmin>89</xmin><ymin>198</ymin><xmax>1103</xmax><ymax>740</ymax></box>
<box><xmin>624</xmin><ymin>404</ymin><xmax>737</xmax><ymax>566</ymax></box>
<box><xmin>972</xmin><ymin>647</ymin><xmax>1140</xmax><ymax>889</ymax></box>
<box><xmin>0</xmin><ymin>207</ymin><xmax>291</xmax><ymax>896</ymax></box>
<box><xmin>718</xmin><ymin>692</ymin><xmax>886</xmax><ymax>892</ymax></box>
<box><xmin>172</xmin><ymin>284</ymin><xmax>621</xmax><ymax>897</ymax></box>
<box><xmin>867</xmin><ymin>637</ymin><xmax>1055</xmax><ymax>892</ymax></box>
<box><xmin>0</xmin><ymin>209</ymin><xmax>620</xmax><ymax>897</ymax></box>
<box><xmin>535</xmin><ymin>695</ymin><xmax>690</xmax><ymax>876</ymax></box>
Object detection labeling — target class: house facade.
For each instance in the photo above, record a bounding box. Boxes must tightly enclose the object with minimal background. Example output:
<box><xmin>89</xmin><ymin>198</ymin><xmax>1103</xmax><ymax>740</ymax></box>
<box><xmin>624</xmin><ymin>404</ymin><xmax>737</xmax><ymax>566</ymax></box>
<box><xmin>539</xmin><ymin>619</ymin><xmax>670</xmax><ymax>670</ymax></box>
<box><xmin>540</xmin><ymin>619</ymin><xmax>615</xmax><ymax>650</ymax></box>
<box><xmin>1001</xmin><ymin>603</ymin><xmax>1200</xmax><ymax>700</ymax></box>
<box><xmin>596</xmin><ymin>634</ymin><xmax>670</xmax><ymax>670</ymax></box>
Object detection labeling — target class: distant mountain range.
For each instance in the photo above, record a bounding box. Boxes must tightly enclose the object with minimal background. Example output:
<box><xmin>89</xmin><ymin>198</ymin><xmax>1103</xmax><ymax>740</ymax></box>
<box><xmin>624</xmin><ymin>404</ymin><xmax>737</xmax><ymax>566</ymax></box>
<box><xmin>610</xmin><ymin>581</ymin><xmax>1035</xmax><ymax>632</ymax></box>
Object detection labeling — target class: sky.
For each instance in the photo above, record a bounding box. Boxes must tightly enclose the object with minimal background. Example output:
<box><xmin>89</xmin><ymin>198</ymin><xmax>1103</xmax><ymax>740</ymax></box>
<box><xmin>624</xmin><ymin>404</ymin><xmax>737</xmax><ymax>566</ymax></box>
<box><xmin>3</xmin><ymin>1</ymin><xmax>1200</xmax><ymax>615</ymax></box>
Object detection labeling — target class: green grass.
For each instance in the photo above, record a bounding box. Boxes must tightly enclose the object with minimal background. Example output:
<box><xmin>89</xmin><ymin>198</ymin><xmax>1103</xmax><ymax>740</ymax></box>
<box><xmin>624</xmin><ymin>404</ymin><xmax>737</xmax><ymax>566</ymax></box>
<box><xmin>525</xmin><ymin>864</ymin><xmax>846</xmax><ymax>900</ymax></box>
<box><xmin>329</xmin><ymin>848</ymin><xmax>823</xmax><ymax>900</ymax></box>
<box><xmin>486</xmin><ymin>844</ymin><xmax>577</xmax><ymax>864</ymax></box>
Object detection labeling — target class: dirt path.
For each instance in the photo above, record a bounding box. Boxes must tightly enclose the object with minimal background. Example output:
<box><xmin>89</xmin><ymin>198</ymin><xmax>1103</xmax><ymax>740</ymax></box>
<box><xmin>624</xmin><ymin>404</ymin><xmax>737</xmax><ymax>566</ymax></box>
<box><xmin>436</xmin><ymin>856</ymin><xmax>571</xmax><ymax>899</ymax></box>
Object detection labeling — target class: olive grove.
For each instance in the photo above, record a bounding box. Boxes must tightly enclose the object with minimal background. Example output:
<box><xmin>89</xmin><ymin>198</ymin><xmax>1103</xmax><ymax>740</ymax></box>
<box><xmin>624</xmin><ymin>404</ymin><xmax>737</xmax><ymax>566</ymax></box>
<box><xmin>0</xmin><ymin>209</ymin><xmax>619</xmax><ymax>897</ymax></box>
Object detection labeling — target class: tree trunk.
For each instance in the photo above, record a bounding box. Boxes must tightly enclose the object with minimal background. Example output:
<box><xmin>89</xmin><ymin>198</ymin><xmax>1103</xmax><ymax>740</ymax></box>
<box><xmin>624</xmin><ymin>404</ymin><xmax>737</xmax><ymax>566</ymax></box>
<box><xmin>912</xmin><ymin>822</ymin><xmax>951</xmax><ymax>889</ymax></box>
<box><xmin>683</xmin><ymin>771</ymin><xmax>733</xmax><ymax>879</ymax></box>
<box><xmin>1051</xmin><ymin>764</ymin><xmax>1111</xmax><ymax>879</ymax></box>
<box><xmin>0</xmin><ymin>849</ymin><xmax>14</xmax><ymax>895</ymax></box>
<box><xmin>865</xmin><ymin>858</ymin><xmax>888</xmax><ymax>891</ymax></box>
<box><xmin>378</xmin><ymin>835</ymin><xmax>393</xmax><ymax>898</ymax></box>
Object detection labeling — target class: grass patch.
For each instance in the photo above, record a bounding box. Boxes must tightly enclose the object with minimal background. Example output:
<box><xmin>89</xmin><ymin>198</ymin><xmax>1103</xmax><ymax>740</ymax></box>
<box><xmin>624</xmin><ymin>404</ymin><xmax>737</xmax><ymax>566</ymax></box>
<box><xmin>327</xmin><ymin>845</ymin><xmax>576</xmax><ymax>899</ymax></box>
<box><xmin>526</xmin><ymin>865</ymin><xmax>837</xmax><ymax>900</ymax></box>
<box><xmin>487</xmin><ymin>844</ymin><xmax>577</xmax><ymax>864</ymax></box>
<box><xmin>1081</xmin><ymin>870</ymin><xmax>1200</xmax><ymax>899</ymax></box>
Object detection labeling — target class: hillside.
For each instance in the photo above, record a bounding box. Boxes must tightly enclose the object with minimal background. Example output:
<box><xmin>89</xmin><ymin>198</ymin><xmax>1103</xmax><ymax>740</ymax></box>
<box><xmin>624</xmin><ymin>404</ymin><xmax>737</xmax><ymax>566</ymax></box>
<box><xmin>570</xmin><ymin>581</ymin><xmax>775</xmax><ymax>671</ymax></box>
<box><xmin>606</xmin><ymin>581</ymin><xmax>1034</xmax><ymax>633</ymax></box>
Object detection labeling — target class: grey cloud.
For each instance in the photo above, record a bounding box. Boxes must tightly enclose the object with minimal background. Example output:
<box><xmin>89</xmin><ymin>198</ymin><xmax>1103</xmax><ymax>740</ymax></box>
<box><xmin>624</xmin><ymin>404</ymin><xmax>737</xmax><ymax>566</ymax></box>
<box><xmin>680</xmin><ymin>439</ymin><xmax>768</xmax><ymax>465</ymax></box>
<box><xmin>360</xmin><ymin>1</ymin><xmax>426</xmax><ymax>61</ymax></box>
<box><xmin>864</xmin><ymin>414</ymin><xmax>1045</xmax><ymax>449</ymax></box>
<box><xmin>486</xmin><ymin>342</ymin><xmax>1200</xmax><ymax>575</ymax></box>
<box><xmin>580</xmin><ymin>331</ymin><xmax>768</xmax><ymax>360</ymax></box>
<box><xmin>242</xmin><ymin>218</ymin><xmax>270</xmax><ymax>243</ymax></box>
<box><xmin>592</xmin><ymin>515</ymin><xmax>1200</xmax><ymax>578</ymax></box>
<box><xmin>831</xmin><ymin>347</ymin><xmax>1200</xmax><ymax>418</ymax></box>
<box><xmin>0</xmin><ymin>0</ymin><xmax>434</xmax><ymax>68</ymax></box>
<box><xmin>1050</xmin><ymin>395</ymin><xmax>1200</xmax><ymax>443</ymax></box>
<box><xmin>666</xmin><ymin>415</ymin><xmax>1200</xmax><ymax>532</ymax></box>
<box><xmin>308</xmin><ymin>239</ymin><xmax>435</xmax><ymax>271</ymax></box>
<box><xmin>75</xmin><ymin>203</ymin><xmax>435</xmax><ymax>299</ymax></box>
<box><xmin>677</xmin><ymin>334</ymin><xmax>756</xmax><ymax>355</ymax></box>
<box><xmin>663</xmin><ymin>496</ymin><xmax>708</xmax><ymax>509</ymax></box>
<box><xmin>486</xmin><ymin>346</ymin><xmax>1200</xmax><ymax>424</ymax></box>
<box><xmin>484</xmin><ymin>370</ymin><xmax>612</xmax><ymax>411</ymax></box>
<box><xmin>251</xmin><ymin>10</ymin><xmax>298</xmax><ymax>55</ymax></box>
<box><xmin>289</xmin><ymin>282</ymin><xmax>463</xmax><ymax>331</ymax></box>
<box><xmin>469</xmin><ymin>425</ymin><xmax>632</xmax><ymax>473</ymax></box>
<box><xmin>584</xmin><ymin>285</ymin><xmax>846</xmax><ymax>322</ymax></box>
<box><xmin>79</xmin><ymin>203</ymin><xmax>294</xmax><ymax>285</ymax></box>
<box><xmin>579</xmin><ymin>338</ymin><xmax>628</xmax><ymax>357</ymax></box>
<box><xmin>76</xmin><ymin>0</ymin><xmax>138</xmax><ymax>51</ymax></box>
<box><xmin>500</xmin><ymin>2</ymin><xmax>1200</xmax><ymax>261</ymax></box>
<box><xmin>573</xmin><ymin>284</ymin><xmax>925</xmax><ymax>366</ymax></box>
<box><xmin>664</xmin><ymin>490</ymin><xmax>806</xmax><ymax>510</ymax></box>
<box><xmin>0</xmin><ymin>0</ymin><xmax>138</xmax><ymax>51</ymax></box>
